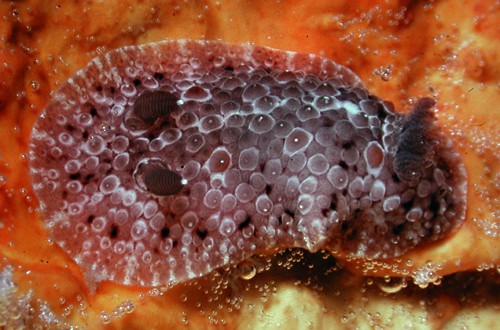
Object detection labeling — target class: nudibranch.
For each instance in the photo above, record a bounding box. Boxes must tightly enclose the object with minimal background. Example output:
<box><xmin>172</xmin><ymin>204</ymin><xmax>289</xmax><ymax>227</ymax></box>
<box><xmin>29</xmin><ymin>39</ymin><xmax>467</xmax><ymax>287</ymax></box>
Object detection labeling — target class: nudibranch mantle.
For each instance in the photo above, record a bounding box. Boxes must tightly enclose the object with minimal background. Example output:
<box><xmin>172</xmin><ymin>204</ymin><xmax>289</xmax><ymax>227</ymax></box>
<box><xmin>29</xmin><ymin>39</ymin><xmax>467</xmax><ymax>287</ymax></box>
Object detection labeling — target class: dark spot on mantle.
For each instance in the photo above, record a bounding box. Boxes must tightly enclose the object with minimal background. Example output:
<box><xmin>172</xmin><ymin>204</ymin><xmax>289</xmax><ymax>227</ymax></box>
<box><xmin>238</xmin><ymin>216</ymin><xmax>252</xmax><ymax>230</ymax></box>
<box><xmin>160</xmin><ymin>227</ymin><xmax>169</xmax><ymax>238</ymax></box>
<box><xmin>196</xmin><ymin>229</ymin><xmax>208</xmax><ymax>240</ymax></box>
<box><xmin>153</xmin><ymin>72</ymin><xmax>164</xmax><ymax>80</ymax></box>
<box><xmin>110</xmin><ymin>225</ymin><xmax>119</xmax><ymax>239</ymax></box>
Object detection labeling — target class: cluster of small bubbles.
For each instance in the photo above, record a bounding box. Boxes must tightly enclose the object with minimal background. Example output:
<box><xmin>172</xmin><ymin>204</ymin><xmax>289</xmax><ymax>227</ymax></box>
<box><xmin>412</xmin><ymin>261</ymin><xmax>443</xmax><ymax>288</ymax></box>
<box><xmin>341</xmin><ymin>311</ymin><xmax>356</xmax><ymax>324</ymax></box>
<box><xmin>476</xmin><ymin>263</ymin><xmax>496</xmax><ymax>272</ymax></box>
<box><xmin>373</xmin><ymin>65</ymin><xmax>394</xmax><ymax>81</ymax></box>
<box><xmin>105</xmin><ymin>299</ymin><xmax>135</xmax><ymax>323</ymax></box>
<box><xmin>0</xmin><ymin>266</ymin><xmax>71</xmax><ymax>328</ymax></box>
<box><xmin>473</xmin><ymin>218</ymin><xmax>499</xmax><ymax>238</ymax></box>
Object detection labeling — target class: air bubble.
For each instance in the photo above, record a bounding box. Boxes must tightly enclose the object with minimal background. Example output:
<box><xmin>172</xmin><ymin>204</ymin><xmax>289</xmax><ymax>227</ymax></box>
<box><xmin>238</xmin><ymin>260</ymin><xmax>257</xmax><ymax>280</ymax></box>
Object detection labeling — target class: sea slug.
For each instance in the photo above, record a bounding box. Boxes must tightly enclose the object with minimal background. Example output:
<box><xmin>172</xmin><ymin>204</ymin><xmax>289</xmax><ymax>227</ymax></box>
<box><xmin>29</xmin><ymin>39</ymin><xmax>467</xmax><ymax>287</ymax></box>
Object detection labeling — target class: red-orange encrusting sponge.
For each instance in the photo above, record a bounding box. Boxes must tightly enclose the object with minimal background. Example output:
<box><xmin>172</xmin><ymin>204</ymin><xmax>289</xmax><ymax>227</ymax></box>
<box><xmin>28</xmin><ymin>39</ymin><xmax>467</xmax><ymax>288</ymax></box>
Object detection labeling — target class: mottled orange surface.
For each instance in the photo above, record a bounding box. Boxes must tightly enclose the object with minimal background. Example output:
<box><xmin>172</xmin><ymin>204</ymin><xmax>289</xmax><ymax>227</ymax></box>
<box><xmin>0</xmin><ymin>0</ymin><xmax>498</xmax><ymax>328</ymax></box>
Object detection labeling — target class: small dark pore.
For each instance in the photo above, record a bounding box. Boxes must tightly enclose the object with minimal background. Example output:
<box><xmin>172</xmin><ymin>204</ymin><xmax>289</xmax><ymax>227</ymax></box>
<box><xmin>330</xmin><ymin>194</ymin><xmax>338</xmax><ymax>210</ymax></box>
<box><xmin>69</xmin><ymin>172</ymin><xmax>81</xmax><ymax>180</ymax></box>
<box><xmin>110</xmin><ymin>225</ymin><xmax>119</xmax><ymax>239</ymax></box>
<box><xmin>96</xmin><ymin>85</ymin><xmax>103</xmax><ymax>92</ymax></box>
<box><xmin>238</xmin><ymin>216</ymin><xmax>252</xmax><ymax>230</ymax></box>
<box><xmin>265</xmin><ymin>184</ymin><xmax>272</xmax><ymax>194</ymax></box>
<box><xmin>429</xmin><ymin>195</ymin><xmax>440</xmax><ymax>215</ymax></box>
<box><xmin>196</xmin><ymin>229</ymin><xmax>208</xmax><ymax>240</ymax></box>
<box><xmin>342</xmin><ymin>141</ymin><xmax>353</xmax><ymax>149</ymax></box>
<box><xmin>224</xmin><ymin>66</ymin><xmax>234</xmax><ymax>71</ymax></box>
<box><xmin>90</xmin><ymin>108</ymin><xmax>98</xmax><ymax>117</ymax></box>
<box><xmin>83</xmin><ymin>173</ymin><xmax>94</xmax><ymax>184</ymax></box>
<box><xmin>87</xmin><ymin>215</ymin><xmax>94</xmax><ymax>224</ymax></box>
<box><xmin>339</xmin><ymin>161</ymin><xmax>348</xmax><ymax>169</ymax></box>
<box><xmin>285</xmin><ymin>209</ymin><xmax>295</xmax><ymax>218</ymax></box>
<box><xmin>153</xmin><ymin>72</ymin><xmax>164</xmax><ymax>80</ymax></box>
<box><xmin>82</xmin><ymin>131</ymin><xmax>89</xmax><ymax>139</ymax></box>
<box><xmin>160</xmin><ymin>227</ymin><xmax>170</xmax><ymax>238</ymax></box>
<box><xmin>61</xmin><ymin>191</ymin><xmax>67</xmax><ymax>198</ymax></box>
<box><xmin>321</xmin><ymin>208</ymin><xmax>329</xmax><ymax>217</ymax></box>
<box><xmin>133</xmin><ymin>79</ymin><xmax>141</xmax><ymax>86</ymax></box>
<box><xmin>65</xmin><ymin>124</ymin><xmax>76</xmax><ymax>132</ymax></box>
<box><xmin>377</xmin><ymin>102</ymin><xmax>388</xmax><ymax>120</ymax></box>
<box><xmin>393</xmin><ymin>224</ymin><xmax>404</xmax><ymax>235</ymax></box>
<box><xmin>402</xmin><ymin>200</ymin><xmax>413</xmax><ymax>211</ymax></box>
